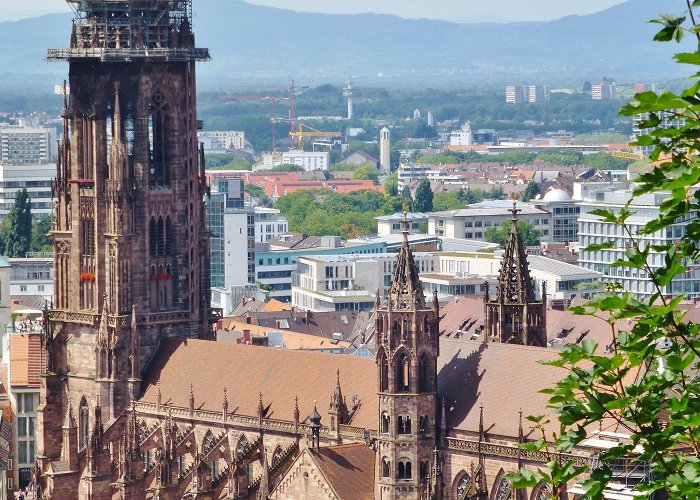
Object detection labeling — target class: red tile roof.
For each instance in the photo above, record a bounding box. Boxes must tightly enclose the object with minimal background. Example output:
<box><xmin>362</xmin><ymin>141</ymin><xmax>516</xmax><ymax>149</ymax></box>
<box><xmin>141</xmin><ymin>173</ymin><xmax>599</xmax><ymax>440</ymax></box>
<box><xmin>311</xmin><ymin>444</ymin><xmax>375</xmax><ymax>500</ymax></box>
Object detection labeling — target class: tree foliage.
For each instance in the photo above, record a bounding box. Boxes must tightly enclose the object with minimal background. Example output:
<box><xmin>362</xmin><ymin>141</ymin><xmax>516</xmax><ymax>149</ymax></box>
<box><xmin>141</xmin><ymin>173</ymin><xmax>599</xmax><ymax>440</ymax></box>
<box><xmin>351</xmin><ymin>164</ymin><xmax>380</xmax><ymax>184</ymax></box>
<box><xmin>0</xmin><ymin>188</ymin><xmax>33</xmax><ymax>257</ymax></box>
<box><xmin>485</xmin><ymin>219</ymin><xmax>541</xmax><ymax>247</ymax></box>
<box><xmin>521</xmin><ymin>180</ymin><xmax>540</xmax><ymax>202</ymax></box>
<box><xmin>384</xmin><ymin>172</ymin><xmax>399</xmax><ymax>197</ymax></box>
<box><xmin>413</xmin><ymin>179</ymin><xmax>434</xmax><ymax>212</ymax></box>
<box><xmin>509</xmin><ymin>7</ymin><xmax>700</xmax><ymax>498</ymax></box>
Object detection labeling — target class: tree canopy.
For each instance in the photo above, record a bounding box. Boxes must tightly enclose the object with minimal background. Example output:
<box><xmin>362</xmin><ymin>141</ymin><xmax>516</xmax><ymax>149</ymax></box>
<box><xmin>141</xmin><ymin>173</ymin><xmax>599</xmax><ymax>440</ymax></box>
<box><xmin>413</xmin><ymin>179</ymin><xmax>434</xmax><ymax>212</ymax></box>
<box><xmin>485</xmin><ymin>219</ymin><xmax>541</xmax><ymax>247</ymax></box>
<box><xmin>0</xmin><ymin>188</ymin><xmax>33</xmax><ymax>257</ymax></box>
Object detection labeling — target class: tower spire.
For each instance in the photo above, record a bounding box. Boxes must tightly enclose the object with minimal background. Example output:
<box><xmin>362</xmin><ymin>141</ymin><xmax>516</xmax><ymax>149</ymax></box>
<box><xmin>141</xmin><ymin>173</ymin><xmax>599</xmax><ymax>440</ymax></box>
<box><xmin>388</xmin><ymin>211</ymin><xmax>425</xmax><ymax>308</ymax></box>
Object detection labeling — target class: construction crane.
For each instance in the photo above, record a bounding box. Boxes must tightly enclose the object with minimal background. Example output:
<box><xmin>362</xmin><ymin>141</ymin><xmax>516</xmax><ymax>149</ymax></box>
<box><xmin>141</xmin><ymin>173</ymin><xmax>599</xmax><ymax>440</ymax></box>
<box><xmin>289</xmin><ymin>123</ymin><xmax>342</xmax><ymax>151</ymax></box>
<box><xmin>218</xmin><ymin>94</ymin><xmax>290</xmax><ymax>151</ymax></box>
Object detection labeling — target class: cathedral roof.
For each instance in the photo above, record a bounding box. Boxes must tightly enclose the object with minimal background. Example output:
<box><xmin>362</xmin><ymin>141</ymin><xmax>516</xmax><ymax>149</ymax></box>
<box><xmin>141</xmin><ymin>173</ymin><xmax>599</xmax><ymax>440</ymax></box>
<box><xmin>139</xmin><ymin>339</ymin><xmax>377</xmax><ymax>429</ymax></box>
<box><xmin>310</xmin><ymin>444</ymin><xmax>375</xmax><ymax>500</ymax></box>
<box><xmin>438</xmin><ymin>339</ymin><xmax>566</xmax><ymax>438</ymax></box>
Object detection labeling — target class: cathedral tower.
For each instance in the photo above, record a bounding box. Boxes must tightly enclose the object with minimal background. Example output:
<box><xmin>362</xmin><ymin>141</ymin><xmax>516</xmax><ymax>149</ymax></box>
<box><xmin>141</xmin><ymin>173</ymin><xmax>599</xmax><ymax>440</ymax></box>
<box><xmin>39</xmin><ymin>0</ymin><xmax>211</xmax><ymax>475</ymax></box>
<box><xmin>483</xmin><ymin>201</ymin><xmax>547</xmax><ymax>346</ymax></box>
<box><xmin>374</xmin><ymin>214</ymin><xmax>441</xmax><ymax>499</ymax></box>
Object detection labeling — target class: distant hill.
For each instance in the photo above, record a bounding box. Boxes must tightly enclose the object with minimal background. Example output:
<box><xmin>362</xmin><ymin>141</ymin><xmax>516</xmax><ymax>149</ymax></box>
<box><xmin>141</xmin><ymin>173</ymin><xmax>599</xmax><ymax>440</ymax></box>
<box><xmin>0</xmin><ymin>0</ymin><xmax>689</xmax><ymax>89</ymax></box>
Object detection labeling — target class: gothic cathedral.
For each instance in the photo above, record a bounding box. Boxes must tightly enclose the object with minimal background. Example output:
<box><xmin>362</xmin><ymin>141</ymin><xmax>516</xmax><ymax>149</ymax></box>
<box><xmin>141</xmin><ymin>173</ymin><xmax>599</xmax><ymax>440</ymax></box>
<box><xmin>38</xmin><ymin>1</ymin><xmax>213</xmax><ymax>494</ymax></box>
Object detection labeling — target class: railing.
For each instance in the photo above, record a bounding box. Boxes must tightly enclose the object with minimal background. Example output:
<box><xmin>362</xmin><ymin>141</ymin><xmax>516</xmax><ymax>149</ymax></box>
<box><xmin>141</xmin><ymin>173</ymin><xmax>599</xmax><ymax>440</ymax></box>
<box><xmin>445</xmin><ymin>437</ymin><xmax>590</xmax><ymax>467</ymax></box>
<box><xmin>47</xmin><ymin>47</ymin><xmax>211</xmax><ymax>61</ymax></box>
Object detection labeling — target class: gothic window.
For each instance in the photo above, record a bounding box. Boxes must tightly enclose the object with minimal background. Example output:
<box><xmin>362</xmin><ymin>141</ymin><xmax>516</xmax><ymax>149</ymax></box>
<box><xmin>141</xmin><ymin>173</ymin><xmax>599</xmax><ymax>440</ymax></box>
<box><xmin>392</xmin><ymin>320</ymin><xmax>400</xmax><ymax>339</ymax></box>
<box><xmin>149</xmin><ymin>95</ymin><xmax>170</xmax><ymax>186</ymax></box>
<box><xmin>531</xmin><ymin>482</ymin><xmax>553</xmax><ymax>500</ymax></box>
<box><xmin>455</xmin><ymin>471</ymin><xmax>472</xmax><ymax>500</ymax></box>
<box><xmin>396</xmin><ymin>353</ymin><xmax>410</xmax><ymax>393</ymax></box>
<box><xmin>149</xmin><ymin>218</ymin><xmax>157</xmax><ymax>257</ymax></box>
<box><xmin>177</xmin><ymin>455</ymin><xmax>185</xmax><ymax>476</ymax></box>
<box><xmin>398</xmin><ymin>459</ymin><xmax>412</xmax><ymax>480</ymax></box>
<box><xmin>202</xmin><ymin>431</ymin><xmax>215</xmax><ymax>453</ymax></box>
<box><xmin>397</xmin><ymin>415</ymin><xmax>412</xmax><ymax>435</ymax></box>
<box><xmin>381</xmin><ymin>413</ymin><xmax>390</xmax><ymax>434</ymax></box>
<box><xmin>157</xmin><ymin>217</ymin><xmax>165</xmax><ymax>257</ymax></box>
<box><xmin>236</xmin><ymin>435</ymin><xmax>249</xmax><ymax>457</ymax></box>
<box><xmin>495</xmin><ymin>475</ymin><xmax>514</xmax><ymax>500</ymax></box>
<box><xmin>420</xmin><ymin>461</ymin><xmax>429</xmax><ymax>481</ymax></box>
<box><xmin>166</xmin><ymin>217</ymin><xmax>174</xmax><ymax>255</ymax></box>
<box><xmin>79</xmin><ymin>397</ymin><xmax>89</xmax><ymax>450</ymax></box>
<box><xmin>272</xmin><ymin>446</ymin><xmax>284</xmax><ymax>465</ymax></box>
<box><xmin>419</xmin><ymin>353</ymin><xmax>430</xmax><ymax>392</ymax></box>
<box><xmin>378</xmin><ymin>350</ymin><xmax>389</xmax><ymax>392</ymax></box>
<box><xmin>419</xmin><ymin>415</ymin><xmax>428</xmax><ymax>435</ymax></box>
<box><xmin>81</xmin><ymin>219</ymin><xmax>95</xmax><ymax>256</ymax></box>
<box><xmin>381</xmin><ymin>458</ymin><xmax>390</xmax><ymax>478</ymax></box>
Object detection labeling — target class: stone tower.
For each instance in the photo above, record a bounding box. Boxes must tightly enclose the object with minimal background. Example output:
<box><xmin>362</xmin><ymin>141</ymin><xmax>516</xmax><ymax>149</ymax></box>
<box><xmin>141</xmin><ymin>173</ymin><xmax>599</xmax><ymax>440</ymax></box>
<box><xmin>380</xmin><ymin>127</ymin><xmax>391</xmax><ymax>175</ymax></box>
<box><xmin>38</xmin><ymin>0</ymin><xmax>211</xmax><ymax>485</ymax></box>
<box><xmin>374</xmin><ymin>214</ymin><xmax>441</xmax><ymax>499</ymax></box>
<box><xmin>483</xmin><ymin>201</ymin><xmax>547</xmax><ymax>346</ymax></box>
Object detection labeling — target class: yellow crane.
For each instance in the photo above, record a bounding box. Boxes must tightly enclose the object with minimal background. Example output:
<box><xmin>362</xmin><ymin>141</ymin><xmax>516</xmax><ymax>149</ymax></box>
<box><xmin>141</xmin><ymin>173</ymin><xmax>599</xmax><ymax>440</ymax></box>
<box><xmin>289</xmin><ymin>123</ymin><xmax>342</xmax><ymax>151</ymax></box>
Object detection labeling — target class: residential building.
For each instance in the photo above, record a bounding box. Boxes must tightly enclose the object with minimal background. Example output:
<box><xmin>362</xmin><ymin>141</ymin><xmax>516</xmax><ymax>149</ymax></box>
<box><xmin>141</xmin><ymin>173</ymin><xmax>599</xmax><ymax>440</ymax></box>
<box><xmin>375</xmin><ymin>212</ymin><xmax>428</xmax><ymax>236</ymax></box>
<box><xmin>4</xmin><ymin>331</ymin><xmax>41</xmax><ymax>490</ymax></box>
<box><xmin>254</xmin><ymin>208</ymin><xmax>289</xmax><ymax>243</ymax></box>
<box><xmin>472</xmin><ymin>128</ymin><xmax>499</xmax><ymax>145</ymax></box>
<box><xmin>592</xmin><ymin>81</ymin><xmax>616</xmax><ymax>100</ymax></box>
<box><xmin>379</xmin><ymin>127</ymin><xmax>391</xmax><ymax>174</ymax></box>
<box><xmin>281</xmin><ymin>150</ymin><xmax>330</xmax><ymax>172</ymax></box>
<box><xmin>428</xmin><ymin>202</ymin><xmax>552</xmax><ymax>241</ymax></box>
<box><xmin>449</xmin><ymin>122</ymin><xmax>473</xmax><ymax>146</ymax></box>
<box><xmin>505</xmin><ymin>85</ymin><xmax>527</xmax><ymax>103</ymax></box>
<box><xmin>292</xmin><ymin>252</ymin><xmax>437</xmax><ymax>312</ymax></box>
<box><xmin>255</xmin><ymin>235</ymin><xmax>386</xmax><ymax>302</ymax></box>
<box><xmin>397</xmin><ymin>164</ymin><xmax>430</xmax><ymax>190</ymax></box>
<box><xmin>579</xmin><ymin>189</ymin><xmax>700</xmax><ymax>298</ymax></box>
<box><xmin>0</xmin><ymin>126</ymin><xmax>55</xmax><ymax>165</ymax></box>
<box><xmin>337</xmin><ymin>150</ymin><xmax>378</xmax><ymax>169</ymax></box>
<box><xmin>633</xmin><ymin>83</ymin><xmax>658</xmax><ymax>94</ymax></box>
<box><xmin>0</xmin><ymin>162</ymin><xmax>55</xmax><ymax>218</ymax></box>
<box><xmin>9</xmin><ymin>258</ymin><xmax>52</xmax><ymax>300</ymax></box>
<box><xmin>197</xmin><ymin>130</ymin><xmax>247</xmax><ymax>151</ymax></box>
<box><xmin>527</xmin><ymin>84</ymin><xmax>550</xmax><ymax>103</ymax></box>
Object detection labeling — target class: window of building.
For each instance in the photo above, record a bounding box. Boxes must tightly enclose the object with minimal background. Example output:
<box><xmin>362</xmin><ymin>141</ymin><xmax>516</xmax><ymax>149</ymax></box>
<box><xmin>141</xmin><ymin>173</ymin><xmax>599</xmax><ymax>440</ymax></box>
<box><xmin>397</xmin><ymin>415</ymin><xmax>412</xmax><ymax>434</ymax></box>
<box><xmin>398</xmin><ymin>460</ymin><xmax>412</xmax><ymax>480</ymax></box>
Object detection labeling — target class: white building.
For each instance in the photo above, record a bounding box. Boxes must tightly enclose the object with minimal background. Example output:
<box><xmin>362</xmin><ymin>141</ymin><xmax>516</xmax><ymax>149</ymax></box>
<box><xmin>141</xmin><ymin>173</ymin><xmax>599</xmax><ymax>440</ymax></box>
<box><xmin>428</xmin><ymin>202</ymin><xmax>552</xmax><ymax>241</ymax></box>
<box><xmin>292</xmin><ymin>252</ymin><xmax>437</xmax><ymax>312</ymax></box>
<box><xmin>449</xmin><ymin>122</ymin><xmax>473</xmax><ymax>146</ymax></box>
<box><xmin>0</xmin><ymin>163</ymin><xmax>55</xmax><ymax>218</ymax></box>
<box><xmin>281</xmin><ymin>150</ymin><xmax>330</xmax><ymax>172</ymax></box>
<box><xmin>0</xmin><ymin>126</ymin><xmax>55</xmax><ymax>165</ymax></box>
<box><xmin>533</xmin><ymin>189</ymin><xmax>580</xmax><ymax>244</ymax></box>
<box><xmin>379</xmin><ymin>127</ymin><xmax>391</xmax><ymax>174</ymax></box>
<box><xmin>633</xmin><ymin>111</ymin><xmax>685</xmax><ymax>157</ymax></box>
<box><xmin>198</xmin><ymin>131</ymin><xmax>247</xmax><ymax>151</ymax></box>
<box><xmin>375</xmin><ymin>212</ymin><xmax>428</xmax><ymax>236</ymax></box>
<box><xmin>506</xmin><ymin>85</ymin><xmax>527</xmax><ymax>104</ymax></box>
<box><xmin>578</xmin><ymin>189</ymin><xmax>700</xmax><ymax>298</ymax></box>
<box><xmin>397</xmin><ymin>164</ymin><xmax>430</xmax><ymax>191</ymax></box>
<box><xmin>9</xmin><ymin>258</ymin><xmax>52</xmax><ymax>300</ymax></box>
<box><xmin>527</xmin><ymin>84</ymin><xmax>550</xmax><ymax>103</ymax></box>
<box><xmin>592</xmin><ymin>82</ymin><xmax>616</xmax><ymax>100</ymax></box>
<box><xmin>255</xmin><ymin>207</ymin><xmax>289</xmax><ymax>243</ymax></box>
<box><xmin>436</xmin><ymin>251</ymin><xmax>602</xmax><ymax>303</ymax></box>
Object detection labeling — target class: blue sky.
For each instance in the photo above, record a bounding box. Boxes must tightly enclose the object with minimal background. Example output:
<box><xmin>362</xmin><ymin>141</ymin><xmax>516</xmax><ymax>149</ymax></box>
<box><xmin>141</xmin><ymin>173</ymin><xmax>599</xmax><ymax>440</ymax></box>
<box><xmin>0</xmin><ymin>0</ymin><xmax>627</xmax><ymax>23</ymax></box>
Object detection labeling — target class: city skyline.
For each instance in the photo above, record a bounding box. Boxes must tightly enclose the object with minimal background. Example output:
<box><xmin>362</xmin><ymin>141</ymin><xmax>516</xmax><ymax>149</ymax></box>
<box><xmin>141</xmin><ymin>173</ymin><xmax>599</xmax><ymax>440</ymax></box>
<box><xmin>0</xmin><ymin>0</ymin><xmax>628</xmax><ymax>23</ymax></box>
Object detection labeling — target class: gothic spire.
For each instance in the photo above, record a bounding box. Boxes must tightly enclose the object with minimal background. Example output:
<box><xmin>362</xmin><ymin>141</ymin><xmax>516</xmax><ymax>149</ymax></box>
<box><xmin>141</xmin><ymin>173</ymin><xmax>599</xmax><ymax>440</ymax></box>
<box><xmin>329</xmin><ymin>369</ymin><xmax>349</xmax><ymax>424</ymax></box>
<box><xmin>112</xmin><ymin>81</ymin><xmax>122</xmax><ymax>144</ymax></box>
<box><xmin>496</xmin><ymin>199</ymin><xmax>535</xmax><ymax>304</ymax></box>
<box><xmin>388</xmin><ymin>212</ymin><xmax>425</xmax><ymax>309</ymax></box>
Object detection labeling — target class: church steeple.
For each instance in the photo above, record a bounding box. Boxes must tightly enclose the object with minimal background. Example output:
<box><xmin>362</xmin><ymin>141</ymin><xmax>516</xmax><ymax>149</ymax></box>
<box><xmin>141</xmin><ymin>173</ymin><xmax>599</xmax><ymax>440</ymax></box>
<box><xmin>374</xmin><ymin>212</ymin><xmax>441</xmax><ymax>499</ymax></box>
<box><xmin>484</xmin><ymin>198</ymin><xmax>547</xmax><ymax>346</ymax></box>
<box><xmin>389</xmin><ymin>213</ymin><xmax>425</xmax><ymax>309</ymax></box>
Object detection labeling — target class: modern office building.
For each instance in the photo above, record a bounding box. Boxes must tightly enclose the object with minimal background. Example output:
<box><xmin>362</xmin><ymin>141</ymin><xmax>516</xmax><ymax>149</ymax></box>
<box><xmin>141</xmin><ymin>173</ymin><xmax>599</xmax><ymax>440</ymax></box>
<box><xmin>0</xmin><ymin>163</ymin><xmax>55</xmax><ymax>219</ymax></box>
<box><xmin>281</xmin><ymin>150</ymin><xmax>330</xmax><ymax>172</ymax></box>
<box><xmin>397</xmin><ymin>164</ymin><xmax>431</xmax><ymax>190</ymax></box>
<box><xmin>254</xmin><ymin>208</ymin><xmax>289</xmax><ymax>243</ymax></box>
<box><xmin>197</xmin><ymin>130</ymin><xmax>247</xmax><ymax>152</ymax></box>
<box><xmin>375</xmin><ymin>212</ymin><xmax>428</xmax><ymax>236</ymax></box>
<box><xmin>633</xmin><ymin>111</ymin><xmax>685</xmax><ymax>157</ymax></box>
<box><xmin>449</xmin><ymin>122</ymin><xmax>473</xmax><ymax>146</ymax></box>
<box><xmin>533</xmin><ymin>189</ymin><xmax>580</xmax><ymax>244</ymax></box>
<box><xmin>578</xmin><ymin>189</ymin><xmax>700</xmax><ymax>298</ymax></box>
<box><xmin>292</xmin><ymin>252</ymin><xmax>437</xmax><ymax>312</ymax></box>
<box><xmin>0</xmin><ymin>127</ymin><xmax>55</xmax><ymax>165</ymax></box>
<box><xmin>207</xmin><ymin>177</ymin><xmax>255</xmax><ymax>289</ymax></box>
<box><xmin>428</xmin><ymin>202</ymin><xmax>552</xmax><ymax>241</ymax></box>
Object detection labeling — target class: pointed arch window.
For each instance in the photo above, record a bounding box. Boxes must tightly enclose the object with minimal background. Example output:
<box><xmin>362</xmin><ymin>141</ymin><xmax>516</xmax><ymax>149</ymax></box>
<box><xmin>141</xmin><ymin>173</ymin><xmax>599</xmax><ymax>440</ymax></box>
<box><xmin>149</xmin><ymin>93</ymin><xmax>170</xmax><ymax>186</ymax></box>
<box><xmin>236</xmin><ymin>434</ymin><xmax>249</xmax><ymax>457</ymax></box>
<box><xmin>79</xmin><ymin>397</ymin><xmax>89</xmax><ymax>450</ymax></box>
<box><xmin>397</xmin><ymin>353</ymin><xmax>410</xmax><ymax>393</ymax></box>
<box><xmin>378</xmin><ymin>350</ymin><xmax>389</xmax><ymax>392</ymax></box>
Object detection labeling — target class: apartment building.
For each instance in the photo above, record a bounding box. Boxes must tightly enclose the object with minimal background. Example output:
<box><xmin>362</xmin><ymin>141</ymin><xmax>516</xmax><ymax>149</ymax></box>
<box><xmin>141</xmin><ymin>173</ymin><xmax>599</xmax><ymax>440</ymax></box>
<box><xmin>0</xmin><ymin>163</ymin><xmax>55</xmax><ymax>218</ymax></box>
<box><xmin>592</xmin><ymin>82</ymin><xmax>616</xmax><ymax>100</ymax></box>
<box><xmin>0</xmin><ymin>126</ymin><xmax>55</xmax><ymax>165</ymax></box>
